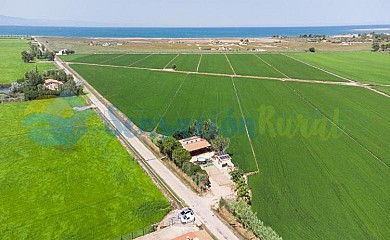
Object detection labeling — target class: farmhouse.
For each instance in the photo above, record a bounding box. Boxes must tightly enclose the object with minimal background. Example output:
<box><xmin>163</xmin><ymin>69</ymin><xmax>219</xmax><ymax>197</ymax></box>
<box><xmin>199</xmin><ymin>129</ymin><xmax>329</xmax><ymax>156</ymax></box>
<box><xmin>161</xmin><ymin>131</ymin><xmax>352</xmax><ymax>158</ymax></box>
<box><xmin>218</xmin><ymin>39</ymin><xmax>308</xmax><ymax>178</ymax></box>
<box><xmin>179</xmin><ymin>136</ymin><xmax>211</xmax><ymax>156</ymax></box>
<box><xmin>44</xmin><ymin>79</ymin><xmax>63</xmax><ymax>91</ymax></box>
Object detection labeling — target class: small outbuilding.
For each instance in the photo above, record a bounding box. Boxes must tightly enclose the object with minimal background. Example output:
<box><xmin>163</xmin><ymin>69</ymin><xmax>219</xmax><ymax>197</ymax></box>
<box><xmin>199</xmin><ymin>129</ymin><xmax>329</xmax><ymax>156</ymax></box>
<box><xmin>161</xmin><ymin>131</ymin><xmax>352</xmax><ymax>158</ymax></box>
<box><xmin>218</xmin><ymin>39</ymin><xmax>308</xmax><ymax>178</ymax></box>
<box><xmin>44</xmin><ymin>79</ymin><xmax>63</xmax><ymax>91</ymax></box>
<box><xmin>214</xmin><ymin>151</ymin><xmax>233</xmax><ymax>168</ymax></box>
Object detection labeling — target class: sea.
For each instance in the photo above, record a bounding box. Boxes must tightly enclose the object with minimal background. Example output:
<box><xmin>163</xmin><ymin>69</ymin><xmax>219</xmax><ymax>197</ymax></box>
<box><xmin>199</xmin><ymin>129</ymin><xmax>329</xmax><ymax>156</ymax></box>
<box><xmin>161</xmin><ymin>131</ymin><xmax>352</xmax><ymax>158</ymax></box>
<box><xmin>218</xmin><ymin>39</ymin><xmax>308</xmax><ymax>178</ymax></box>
<box><xmin>0</xmin><ymin>25</ymin><xmax>390</xmax><ymax>38</ymax></box>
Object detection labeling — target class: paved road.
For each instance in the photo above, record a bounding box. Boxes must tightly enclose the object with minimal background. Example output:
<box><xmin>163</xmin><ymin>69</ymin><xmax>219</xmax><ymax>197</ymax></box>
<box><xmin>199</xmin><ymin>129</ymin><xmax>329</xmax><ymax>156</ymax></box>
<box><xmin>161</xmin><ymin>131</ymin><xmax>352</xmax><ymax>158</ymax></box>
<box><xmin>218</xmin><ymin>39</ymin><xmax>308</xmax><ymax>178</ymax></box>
<box><xmin>55</xmin><ymin>59</ymin><xmax>240</xmax><ymax>240</ymax></box>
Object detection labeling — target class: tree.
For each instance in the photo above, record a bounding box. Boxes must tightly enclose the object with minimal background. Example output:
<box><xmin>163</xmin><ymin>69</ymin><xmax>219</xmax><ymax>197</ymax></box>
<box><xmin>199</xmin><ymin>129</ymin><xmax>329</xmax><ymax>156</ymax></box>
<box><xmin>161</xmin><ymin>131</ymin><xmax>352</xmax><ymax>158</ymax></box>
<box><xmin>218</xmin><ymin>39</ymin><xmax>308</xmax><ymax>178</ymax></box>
<box><xmin>211</xmin><ymin>135</ymin><xmax>230</xmax><ymax>152</ymax></box>
<box><xmin>44</xmin><ymin>69</ymin><xmax>70</xmax><ymax>82</ymax></box>
<box><xmin>201</xmin><ymin>119</ymin><xmax>219</xmax><ymax>141</ymax></box>
<box><xmin>173</xmin><ymin>129</ymin><xmax>190</xmax><ymax>140</ymax></box>
<box><xmin>309</xmin><ymin>47</ymin><xmax>316</xmax><ymax>52</ymax></box>
<box><xmin>21</xmin><ymin>51</ymin><xmax>34</xmax><ymax>63</ymax></box>
<box><xmin>23</xmin><ymin>80</ymin><xmax>39</xmax><ymax>100</ymax></box>
<box><xmin>61</xmin><ymin>79</ymin><xmax>83</xmax><ymax>97</ymax></box>
<box><xmin>24</xmin><ymin>69</ymin><xmax>43</xmax><ymax>86</ymax></box>
<box><xmin>172</xmin><ymin>147</ymin><xmax>191</xmax><ymax>168</ymax></box>
<box><xmin>372</xmin><ymin>41</ymin><xmax>380</xmax><ymax>52</ymax></box>
<box><xmin>160</xmin><ymin>137</ymin><xmax>181</xmax><ymax>158</ymax></box>
<box><xmin>46</xmin><ymin>51</ymin><xmax>55</xmax><ymax>61</ymax></box>
<box><xmin>188</xmin><ymin>120</ymin><xmax>200</xmax><ymax>136</ymax></box>
<box><xmin>172</xmin><ymin>64</ymin><xmax>177</xmax><ymax>70</ymax></box>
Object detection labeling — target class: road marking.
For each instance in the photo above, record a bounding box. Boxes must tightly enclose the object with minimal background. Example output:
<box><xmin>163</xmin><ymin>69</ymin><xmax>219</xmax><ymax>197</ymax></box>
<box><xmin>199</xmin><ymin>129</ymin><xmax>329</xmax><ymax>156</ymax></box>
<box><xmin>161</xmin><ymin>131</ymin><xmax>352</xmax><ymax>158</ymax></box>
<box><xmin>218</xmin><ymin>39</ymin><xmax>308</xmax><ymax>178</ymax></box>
<box><xmin>128</xmin><ymin>54</ymin><xmax>152</xmax><ymax>67</ymax></box>
<box><xmin>225</xmin><ymin>54</ymin><xmax>237</xmax><ymax>75</ymax></box>
<box><xmin>231</xmin><ymin>77</ymin><xmax>260</xmax><ymax>173</ymax></box>
<box><xmin>164</xmin><ymin>54</ymin><xmax>180</xmax><ymax>69</ymax></box>
<box><xmin>196</xmin><ymin>54</ymin><xmax>203</xmax><ymax>72</ymax></box>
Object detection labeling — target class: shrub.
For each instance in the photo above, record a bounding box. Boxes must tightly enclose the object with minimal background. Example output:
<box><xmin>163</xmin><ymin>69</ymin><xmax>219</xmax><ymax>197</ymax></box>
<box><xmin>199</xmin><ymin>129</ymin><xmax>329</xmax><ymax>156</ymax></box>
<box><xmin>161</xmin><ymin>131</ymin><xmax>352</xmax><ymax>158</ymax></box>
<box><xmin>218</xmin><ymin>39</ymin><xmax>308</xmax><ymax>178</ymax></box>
<box><xmin>309</xmin><ymin>47</ymin><xmax>316</xmax><ymax>52</ymax></box>
<box><xmin>192</xmin><ymin>170</ymin><xmax>210</xmax><ymax>190</ymax></box>
<box><xmin>228</xmin><ymin>199</ymin><xmax>282</xmax><ymax>240</ymax></box>
<box><xmin>230</xmin><ymin>168</ymin><xmax>244</xmax><ymax>183</ymax></box>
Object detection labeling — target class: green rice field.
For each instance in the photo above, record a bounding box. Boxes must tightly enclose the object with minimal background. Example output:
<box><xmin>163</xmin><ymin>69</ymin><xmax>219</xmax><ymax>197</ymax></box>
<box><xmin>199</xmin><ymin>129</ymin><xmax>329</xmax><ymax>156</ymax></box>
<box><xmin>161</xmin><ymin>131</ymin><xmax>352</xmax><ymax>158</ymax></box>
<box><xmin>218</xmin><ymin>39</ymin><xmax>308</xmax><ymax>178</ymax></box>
<box><xmin>0</xmin><ymin>39</ymin><xmax>56</xmax><ymax>83</ymax></box>
<box><xmin>287</xmin><ymin>52</ymin><xmax>390</xmax><ymax>85</ymax></box>
<box><xmin>0</xmin><ymin>97</ymin><xmax>170</xmax><ymax>239</ymax></box>
<box><xmin>60</xmin><ymin>52</ymin><xmax>390</xmax><ymax>83</ymax></box>
<box><xmin>66</xmin><ymin>52</ymin><xmax>390</xmax><ymax>239</ymax></box>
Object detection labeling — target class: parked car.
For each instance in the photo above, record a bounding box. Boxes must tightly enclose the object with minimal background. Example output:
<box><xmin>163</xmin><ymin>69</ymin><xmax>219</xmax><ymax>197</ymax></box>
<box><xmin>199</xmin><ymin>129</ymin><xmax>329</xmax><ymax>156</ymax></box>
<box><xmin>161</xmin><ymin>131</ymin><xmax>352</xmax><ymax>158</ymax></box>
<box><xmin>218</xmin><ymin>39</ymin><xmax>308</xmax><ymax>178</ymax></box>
<box><xmin>178</xmin><ymin>208</ymin><xmax>195</xmax><ymax>224</ymax></box>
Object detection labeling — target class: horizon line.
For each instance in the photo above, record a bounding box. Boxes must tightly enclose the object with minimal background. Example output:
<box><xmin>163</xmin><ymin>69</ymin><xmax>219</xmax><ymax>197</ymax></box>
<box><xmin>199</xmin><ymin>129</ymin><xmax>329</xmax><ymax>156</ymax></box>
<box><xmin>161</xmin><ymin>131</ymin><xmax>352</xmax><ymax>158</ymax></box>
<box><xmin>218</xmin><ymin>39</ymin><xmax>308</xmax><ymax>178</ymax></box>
<box><xmin>1</xmin><ymin>23</ymin><xmax>390</xmax><ymax>28</ymax></box>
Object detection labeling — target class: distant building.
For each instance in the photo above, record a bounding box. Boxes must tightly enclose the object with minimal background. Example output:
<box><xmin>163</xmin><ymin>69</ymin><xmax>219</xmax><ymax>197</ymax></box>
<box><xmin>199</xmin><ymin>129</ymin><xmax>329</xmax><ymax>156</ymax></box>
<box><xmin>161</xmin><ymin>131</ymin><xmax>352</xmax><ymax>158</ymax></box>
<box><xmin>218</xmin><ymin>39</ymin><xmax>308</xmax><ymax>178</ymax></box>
<box><xmin>179</xmin><ymin>136</ymin><xmax>211</xmax><ymax>156</ymax></box>
<box><xmin>56</xmin><ymin>49</ymin><xmax>68</xmax><ymax>55</ymax></box>
<box><xmin>44</xmin><ymin>79</ymin><xmax>63</xmax><ymax>91</ymax></box>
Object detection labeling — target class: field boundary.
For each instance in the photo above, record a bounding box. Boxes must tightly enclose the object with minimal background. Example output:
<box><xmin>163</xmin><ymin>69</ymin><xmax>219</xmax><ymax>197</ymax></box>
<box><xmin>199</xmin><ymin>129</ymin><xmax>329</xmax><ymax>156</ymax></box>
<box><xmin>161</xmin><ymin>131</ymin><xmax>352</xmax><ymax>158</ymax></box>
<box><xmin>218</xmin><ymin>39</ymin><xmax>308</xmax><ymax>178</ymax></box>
<box><xmin>282</xmin><ymin>54</ymin><xmax>353</xmax><ymax>82</ymax></box>
<box><xmin>231</xmin><ymin>77</ymin><xmax>260</xmax><ymax>173</ymax></box>
<box><xmin>285</xmin><ymin>82</ymin><xmax>389</xmax><ymax>169</ymax></box>
<box><xmin>100</xmin><ymin>54</ymin><xmax>127</xmax><ymax>64</ymax></box>
<box><xmin>254</xmin><ymin>54</ymin><xmax>290</xmax><ymax>78</ymax></box>
<box><xmin>128</xmin><ymin>54</ymin><xmax>153</xmax><ymax>67</ymax></box>
<box><xmin>154</xmin><ymin>74</ymin><xmax>189</xmax><ymax>131</ymax></box>
<box><xmin>196</xmin><ymin>54</ymin><xmax>203</xmax><ymax>72</ymax></box>
<box><xmin>225</xmin><ymin>54</ymin><xmax>237</xmax><ymax>75</ymax></box>
<box><xmin>163</xmin><ymin>54</ymin><xmax>180</xmax><ymax>69</ymax></box>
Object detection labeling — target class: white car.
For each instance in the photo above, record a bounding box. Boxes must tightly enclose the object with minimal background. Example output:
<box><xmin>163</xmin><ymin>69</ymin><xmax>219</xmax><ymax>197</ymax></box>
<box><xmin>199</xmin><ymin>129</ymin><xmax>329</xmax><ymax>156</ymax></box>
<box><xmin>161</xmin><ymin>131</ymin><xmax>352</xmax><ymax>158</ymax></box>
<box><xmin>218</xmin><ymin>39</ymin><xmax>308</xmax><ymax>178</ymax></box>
<box><xmin>178</xmin><ymin>208</ymin><xmax>195</xmax><ymax>224</ymax></box>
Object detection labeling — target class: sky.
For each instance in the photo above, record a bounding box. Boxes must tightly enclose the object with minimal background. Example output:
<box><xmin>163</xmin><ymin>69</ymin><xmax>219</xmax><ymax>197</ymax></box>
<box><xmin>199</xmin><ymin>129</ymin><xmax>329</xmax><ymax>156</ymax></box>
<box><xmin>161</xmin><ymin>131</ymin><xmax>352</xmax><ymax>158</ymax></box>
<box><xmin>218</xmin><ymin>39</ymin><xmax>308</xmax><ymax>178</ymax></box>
<box><xmin>1</xmin><ymin>0</ymin><xmax>390</xmax><ymax>27</ymax></box>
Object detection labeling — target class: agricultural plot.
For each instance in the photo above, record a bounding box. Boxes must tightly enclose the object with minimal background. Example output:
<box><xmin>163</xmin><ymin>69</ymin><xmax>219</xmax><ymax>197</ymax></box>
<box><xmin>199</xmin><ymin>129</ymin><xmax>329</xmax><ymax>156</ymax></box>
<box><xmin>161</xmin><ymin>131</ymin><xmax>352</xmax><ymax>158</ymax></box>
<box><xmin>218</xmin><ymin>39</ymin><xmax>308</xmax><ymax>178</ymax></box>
<box><xmin>59</xmin><ymin>54</ymin><xmax>92</xmax><ymax>62</ymax></box>
<box><xmin>226</xmin><ymin>54</ymin><xmax>284</xmax><ymax>78</ymax></box>
<box><xmin>198</xmin><ymin>54</ymin><xmax>235</xmax><ymax>74</ymax></box>
<box><xmin>0</xmin><ymin>97</ymin><xmax>170</xmax><ymax>239</ymax></box>
<box><xmin>170</xmin><ymin>54</ymin><xmax>201</xmax><ymax>72</ymax></box>
<box><xmin>288</xmin><ymin>82</ymin><xmax>390</xmax><ymax>166</ymax></box>
<box><xmin>234</xmin><ymin>78</ymin><xmax>390</xmax><ymax>239</ymax></box>
<box><xmin>257</xmin><ymin>54</ymin><xmax>345</xmax><ymax>81</ymax></box>
<box><xmin>103</xmin><ymin>54</ymin><xmax>151</xmax><ymax>66</ymax></box>
<box><xmin>0</xmin><ymin>39</ymin><xmax>56</xmax><ymax>83</ymax></box>
<box><xmin>60</xmin><ymin>54</ymin><xmax>119</xmax><ymax>64</ymax></box>
<box><xmin>131</xmin><ymin>54</ymin><xmax>178</xmax><ymax>68</ymax></box>
<box><xmin>70</xmin><ymin>64</ymin><xmax>186</xmax><ymax>131</ymax></box>
<box><xmin>287</xmin><ymin>52</ymin><xmax>390</xmax><ymax>85</ymax></box>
